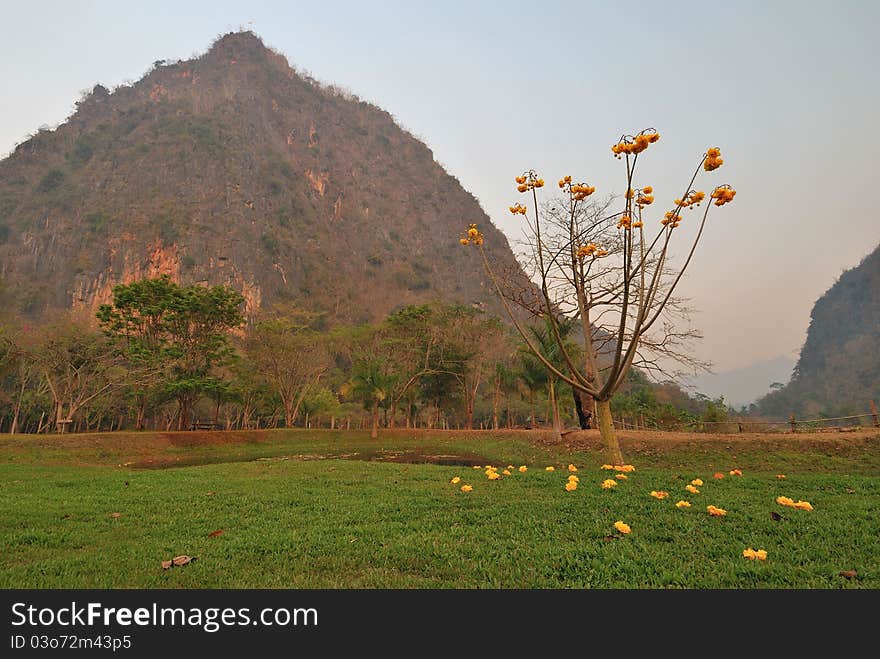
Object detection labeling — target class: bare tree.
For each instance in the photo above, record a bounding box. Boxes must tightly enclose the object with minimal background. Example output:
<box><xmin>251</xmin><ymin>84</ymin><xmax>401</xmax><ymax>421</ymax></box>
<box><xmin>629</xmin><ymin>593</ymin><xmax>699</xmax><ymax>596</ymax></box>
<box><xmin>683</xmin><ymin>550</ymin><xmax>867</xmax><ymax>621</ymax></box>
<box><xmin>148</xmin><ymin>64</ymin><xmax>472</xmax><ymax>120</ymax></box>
<box><xmin>463</xmin><ymin>130</ymin><xmax>736</xmax><ymax>462</ymax></box>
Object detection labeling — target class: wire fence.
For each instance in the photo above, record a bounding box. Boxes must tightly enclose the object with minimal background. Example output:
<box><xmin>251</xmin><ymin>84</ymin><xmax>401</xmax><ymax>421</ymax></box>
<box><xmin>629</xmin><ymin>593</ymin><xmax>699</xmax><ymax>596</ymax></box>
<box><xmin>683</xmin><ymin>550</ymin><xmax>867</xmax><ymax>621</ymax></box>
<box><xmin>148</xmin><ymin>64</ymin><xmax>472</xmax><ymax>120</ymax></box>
<box><xmin>615</xmin><ymin>410</ymin><xmax>880</xmax><ymax>434</ymax></box>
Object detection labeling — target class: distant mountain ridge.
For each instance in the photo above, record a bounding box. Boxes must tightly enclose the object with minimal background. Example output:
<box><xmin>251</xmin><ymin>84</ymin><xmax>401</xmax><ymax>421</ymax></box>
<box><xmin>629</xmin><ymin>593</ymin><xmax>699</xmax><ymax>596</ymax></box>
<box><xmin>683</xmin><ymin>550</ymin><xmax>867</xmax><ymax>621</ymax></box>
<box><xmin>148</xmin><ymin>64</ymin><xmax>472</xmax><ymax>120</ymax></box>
<box><xmin>687</xmin><ymin>355</ymin><xmax>796</xmax><ymax>409</ymax></box>
<box><xmin>756</xmin><ymin>243</ymin><xmax>880</xmax><ymax>417</ymax></box>
<box><xmin>0</xmin><ymin>31</ymin><xmax>529</xmax><ymax>323</ymax></box>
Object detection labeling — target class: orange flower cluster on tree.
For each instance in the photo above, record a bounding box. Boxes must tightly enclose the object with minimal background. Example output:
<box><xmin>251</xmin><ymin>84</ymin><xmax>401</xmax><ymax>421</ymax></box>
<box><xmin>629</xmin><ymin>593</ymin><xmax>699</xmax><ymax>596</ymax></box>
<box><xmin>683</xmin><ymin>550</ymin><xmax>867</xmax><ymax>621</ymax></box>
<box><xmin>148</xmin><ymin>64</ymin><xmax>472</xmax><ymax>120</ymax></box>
<box><xmin>674</xmin><ymin>190</ymin><xmax>706</xmax><ymax>209</ymax></box>
<box><xmin>618</xmin><ymin>215</ymin><xmax>632</xmax><ymax>230</ymax></box>
<box><xmin>460</xmin><ymin>223</ymin><xmax>484</xmax><ymax>246</ymax></box>
<box><xmin>611</xmin><ymin>130</ymin><xmax>660</xmax><ymax>158</ymax></box>
<box><xmin>636</xmin><ymin>186</ymin><xmax>654</xmax><ymax>208</ymax></box>
<box><xmin>704</xmin><ymin>147</ymin><xmax>724</xmax><ymax>171</ymax></box>
<box><xmin>711</xmin><ymin>185</ymin><xmax>737</xmax><ymax>206</ymax></box>
<box><xmin>557</xmin><ymin>175</ymin><xmax>596</xmax><ymax>200</ymax></box>
<box><xmin>576</xmin><ymin>243</ymin><xmax>599</xmax><ymax>259</ymax></box>
<box><xmin>515</xmin><ymin>172</ymin><xmax>545</xmax><ymax>193</ymax></box>
<box><xmin>508</xmin><ymin>203</ymin><xmax>528</xmax><ymax>216</ymax></box>
<box><xmin>661</xmin><ymin>211</ymin><xmax>682</xmax><ymax>228</ymax></box>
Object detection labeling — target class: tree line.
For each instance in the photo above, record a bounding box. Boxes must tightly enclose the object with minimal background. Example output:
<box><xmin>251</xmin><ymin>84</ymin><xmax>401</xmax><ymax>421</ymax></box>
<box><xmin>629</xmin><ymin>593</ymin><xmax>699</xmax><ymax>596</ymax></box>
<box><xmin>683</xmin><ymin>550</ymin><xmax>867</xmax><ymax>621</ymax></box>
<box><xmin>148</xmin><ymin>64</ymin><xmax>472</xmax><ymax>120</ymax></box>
<box><xmin>0</xmin><ymin>276</ymin><xmax>723</xmax><ymax>435</ymax></box>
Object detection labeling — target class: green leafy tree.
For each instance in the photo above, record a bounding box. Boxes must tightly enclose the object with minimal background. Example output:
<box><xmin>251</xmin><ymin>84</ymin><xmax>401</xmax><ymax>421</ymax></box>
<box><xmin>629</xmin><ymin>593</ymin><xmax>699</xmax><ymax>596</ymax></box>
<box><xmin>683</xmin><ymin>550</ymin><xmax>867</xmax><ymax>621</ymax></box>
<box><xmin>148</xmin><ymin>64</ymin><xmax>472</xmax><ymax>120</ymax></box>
<box><xmin>97</xmin><ymin>275</ymin><xmax>244</xmax><ymax>430</ymax></box>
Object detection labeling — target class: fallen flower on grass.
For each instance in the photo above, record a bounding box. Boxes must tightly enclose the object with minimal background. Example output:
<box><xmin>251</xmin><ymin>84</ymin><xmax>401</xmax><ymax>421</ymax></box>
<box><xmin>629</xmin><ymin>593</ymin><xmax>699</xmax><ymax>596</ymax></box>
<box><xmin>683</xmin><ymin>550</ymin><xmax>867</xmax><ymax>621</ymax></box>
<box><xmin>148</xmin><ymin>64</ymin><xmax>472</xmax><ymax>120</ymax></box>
<box><xmin>707</xmin><ymin>505</ymin><xmax>727</xmax><ymax>517</ymax></box>
<box><xmin>518</xmin><ymin>465</ymin><xmax>528</xmax><ymax>473</ymax></box>
<box><xmin>507</xmin><ymin>465</ymin><xmax>515</xmax><ymax>470</ymax></box>
<box><xmin>675</xmin><ymin>500</ymin><xmax>691</xmax><ymax>508</ymax></box>
<box><xmin>601</xmin><ymin>479</ymin><xmax>618</xmax><ymax>489</ymax></box>
<box><xmin>568</xmin><ymin>464</ymin><xmax>578</xmax><ymax>473</ymax></box>
<box><xmin>650</xmin><ymin>491</ymin><xmax>669</xmax><ymax>500</ymax></box>
<box><xmin>450</xmin><ymin>477</ymin><xmax>461</xmax><ymax>484</ymax></box>
<box><xmin>691</xmin><ymin>479</ymin><xmax>703</xmax><ymax>487</ymax></box>
<box><xmin>601</xmin><ymin>464</ymin><xmax>614</xmax><ymax>470</ymax></box>
<box><xmin>460</xmin><ymin>485</ymin><xmax>473</xmax><ymax>492</ymax></box>
<box><xmin>565</xmin><ymin>481</ymin><xmax>578</xmax><ymax>492</ymax></box>
<box><xmin>545</xmin><ymin>466</ymin><xmax>555</xmax><ymax>472</ymax></box>
<box><xmin>615</xmin><ymin>473</ymin><xmax>628</xmax><ymax>480</ymax></box>
<box><xmin>502</xmin><ymin>469</ymin><xmax>512</xmax><ymax>476</ymax></box>
<box><xmin>742</xmin><ymin>548</ymin><xmax>767</xmax><ymax>561</ymax></box>
<box><xmin>794</xmin><ymin>500</ymin><xmax>813</xmax><ymax>511</ymax></box>
<box><xmin>713</xmin><ymin>473</ymin><xmax>724</xmax><ymax>480</ymax></box>
<box><xmin>615</xmin><ymin>464</ymin><xmax>636</xmax><ymax>473</ymax></box>
<box><xmin>729</xmin><ymin>469</ymin><xmax>743</xmax><ymax>476</ymax></box>
<box><xmin>568</xmin><ymin>474</ymin><xmax>579</xmax><ymax>483</ymax></box>
<box><xmin>613</xmin><ymin>521</ymin><xmax>631</xmax><ymax>534</ymax></box>
<box><xmin>473</xmin><ymin>465</ymin><xmax>482</xmax><ymax>470</ymax></box>
<box><xmin>686</xmin><ymin>485</ymin><xmax>700</xmax><ymax>494</ymax></box>
<box><xmin>487</xmin><ymin>471</ymin><xmax>501</xmax><ymax>480</ymax></box>
<box><xmin>776</xmin><ymin>474</ymin><xmax>786</xmax><ymax>479</ymax></box>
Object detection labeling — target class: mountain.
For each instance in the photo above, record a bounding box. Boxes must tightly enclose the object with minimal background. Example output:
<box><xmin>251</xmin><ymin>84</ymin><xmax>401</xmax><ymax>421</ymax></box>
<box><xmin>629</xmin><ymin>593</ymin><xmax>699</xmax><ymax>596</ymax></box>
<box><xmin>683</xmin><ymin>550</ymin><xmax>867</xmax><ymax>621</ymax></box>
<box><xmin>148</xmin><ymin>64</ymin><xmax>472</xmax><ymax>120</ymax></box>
<box><xmin>686</xmin><ymin>355</ymin><xmax>796</xmax><ymax>410</ymax></box>
<box><xmin>756</xmin><ymin>243</ymin><xmax>880</xmax><ymax>418</ymax></box>
<box><xmin>0</xmin><ymin>31</ymin><xmax>528</xmax><ymax>323</ymax></box>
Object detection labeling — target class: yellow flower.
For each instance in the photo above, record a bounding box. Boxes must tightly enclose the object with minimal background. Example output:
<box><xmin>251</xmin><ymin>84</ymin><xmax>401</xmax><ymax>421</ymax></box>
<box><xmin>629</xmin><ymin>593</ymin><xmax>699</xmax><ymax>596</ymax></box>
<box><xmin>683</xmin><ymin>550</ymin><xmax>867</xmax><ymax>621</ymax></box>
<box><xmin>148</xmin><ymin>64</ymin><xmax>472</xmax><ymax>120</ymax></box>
<box><xmin>450</xmin><ymin>477</ymin><xmax>461</xmax><ymax>484</ymax></box>
<box><xmin>729</xmin><ymin>469</ymin><xmax>743</xmax><ymax>476</ymax></box>
<box><xmin>707</xmin><ymin>505</ymin><xmax>727</xmax><ymax>517</ymax></box>
<box><xmin>613</xmin><ymin>521</ymin><xmax>631</xmax><ymax>534</ymax></box>
<box><xmin>545</xmin><ymin>466</ymin><xmax>555</xmax><ymax>472</ymax></box>
<box><xmin>502</xmin><ymin>469</ymin><xmax>512</xmax><ymax>476</ymax></box>
<box><xmin>743</xmin><ymin>548</ymin><xmax>768</xmax><ymax>561</ymax></box>
<box><xmin>686</xmin><ymin>484</ymin><xmax>700</xmax><ymax>494</ymax></box>
<box><xmin>675</xmin><ymin>500</ymin><xmax>691</xmax><ymax>509</ymax></box>
<box><xmin>487</xmin><ymin>471</ymin><xmax>501</xmax><ymax>480</ymax></box>
<box><xmin>459</xmin><ymin>238</ymin><xmax>469</xmax><ymax>246</ymax></box>
<box><xmin>565</xmin><ymin>481</ymin><xmax>578</xmax><ymax>492</ymax></box>
<box><xmin>506</xmin><ymin>465</ymin><xmax>514</xmax><ymax>470</ymax></box>
<box><xmin>642</xmin><ymin>185</ymin><xmax>653</xmax><ymax>194</ymax></box>
<box><xmin>567</xmin><ymin>474</ymin><xmax>579</xmax><ymax>483</ymax></box>
<box><xmin>713</xmin><ymin>472</ymin><xmax>725</xmax><ymax>479</ymax></box>
<box><xmin>691</xmin><ymin>479</ymin><xmax>704</xmax><ymax>486</ymax></box>
<box><xmin>776</xmin><ymin>496</ymin><xmax>795</xmax><ymax>507</ymax></box>
<box><xmin>601</xmin><ymin>479</ymin><xmax>618</xmax><ymax>489</ymax></box>
<box><xmin>568</xmin><ymin>464</ymin><xmax>578</xmax><ymax>473</ymax></box>
<box><xmin>460</xmin><ymin>485</ymin><xmax>473</xmax><ymax>492</ymax></box>
<box><xmin>473</xmin><ymin>465</ymin><xmax>482</xmax><ymax>469</ymax></box>
<box><xmin>776</xmin><ymin>474</ymin><xmax>786</xmax><ymax>479</ymax></box>
<box><xmin>601</xmin><ymin>464</ymin><xmax>614</xmax><ymax>470</ymax></box>
<box><xmin>614</xmin><ymin>473</ymin><xmax>628</xmax><ymax>480</ymax></box>
<box><xmin>518</xmin><ymin>465</ymin><xmax>528</xmax><ymax>473</ymax></box>
<box><xmin>794</xmin><ymin>500</ymin><xmax>813</xmax><ymax>511</ymax></box>
<box><xmin>650</xmin><ymin>490</ymin><xmax>669</xmax><ymax>500</ymax></box>
<box><xmin>617</xmin><ymin>464</ymin><xmax>636</xmax><ymax>473</ymax></box>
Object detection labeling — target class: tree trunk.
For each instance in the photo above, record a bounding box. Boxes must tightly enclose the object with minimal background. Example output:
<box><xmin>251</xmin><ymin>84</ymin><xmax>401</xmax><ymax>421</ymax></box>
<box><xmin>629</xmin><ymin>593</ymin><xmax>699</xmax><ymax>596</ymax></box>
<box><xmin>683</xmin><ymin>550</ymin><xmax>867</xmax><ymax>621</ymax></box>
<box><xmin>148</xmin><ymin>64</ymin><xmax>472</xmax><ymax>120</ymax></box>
<box><xmin>492</xmin><ymin>376</ymin><xmax>500</xmax><ymax>430</ymax></box>
<box><xmin>389</xmin><ymin>401</ymin><xmax>397</xmax><ymax>429</ymax></box>
<box><xmin>573</xmin><ymin>388</ymin><xmax>593</xmax><ymax>429</ymax></box>
<box><xmin>549</xmin><ymin>380</ymin><xmax>562</xmax><ymax>440</ymax></box>
<box><xmin>596</xmin><ymin>399</ymin><xmax>624</xmax><ymax>464</ymax></box>
<box><xmin>371</xmin><ymin>401</ymin><xmax>379</xmax><ymax>439</ymax></box>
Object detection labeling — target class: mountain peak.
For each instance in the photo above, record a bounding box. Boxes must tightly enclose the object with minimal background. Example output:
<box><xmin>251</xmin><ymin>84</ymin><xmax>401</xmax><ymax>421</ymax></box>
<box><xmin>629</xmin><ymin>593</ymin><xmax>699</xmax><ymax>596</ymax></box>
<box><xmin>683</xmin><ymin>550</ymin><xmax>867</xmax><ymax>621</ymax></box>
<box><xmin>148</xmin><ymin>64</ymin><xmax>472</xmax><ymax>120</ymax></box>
<box><xmin>0</xmin><ymin>32</ymin><xmax>528</xmax><ymax>324</ymax></box>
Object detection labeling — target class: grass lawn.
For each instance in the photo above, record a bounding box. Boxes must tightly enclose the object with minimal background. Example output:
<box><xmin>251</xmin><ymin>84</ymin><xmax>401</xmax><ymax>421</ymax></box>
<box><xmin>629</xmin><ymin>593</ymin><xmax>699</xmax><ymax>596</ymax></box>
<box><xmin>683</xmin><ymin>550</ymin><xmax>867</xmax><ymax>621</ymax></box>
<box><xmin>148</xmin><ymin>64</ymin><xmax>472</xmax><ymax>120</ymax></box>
<box><xmin>1</xmin><ymin>429</ymin><xmax>877</xmax><ymax>588</ymax></box>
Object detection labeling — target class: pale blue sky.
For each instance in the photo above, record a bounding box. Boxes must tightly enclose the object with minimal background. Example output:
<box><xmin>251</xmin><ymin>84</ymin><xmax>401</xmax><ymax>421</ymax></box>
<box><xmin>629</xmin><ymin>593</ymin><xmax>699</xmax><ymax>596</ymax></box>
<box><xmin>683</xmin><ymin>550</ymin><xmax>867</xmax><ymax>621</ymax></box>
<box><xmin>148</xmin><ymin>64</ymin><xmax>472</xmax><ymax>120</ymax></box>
<box><xmin>2</xmin><ymin>0</ymin><xmax>878</xmax><ymax>371</ymax></box>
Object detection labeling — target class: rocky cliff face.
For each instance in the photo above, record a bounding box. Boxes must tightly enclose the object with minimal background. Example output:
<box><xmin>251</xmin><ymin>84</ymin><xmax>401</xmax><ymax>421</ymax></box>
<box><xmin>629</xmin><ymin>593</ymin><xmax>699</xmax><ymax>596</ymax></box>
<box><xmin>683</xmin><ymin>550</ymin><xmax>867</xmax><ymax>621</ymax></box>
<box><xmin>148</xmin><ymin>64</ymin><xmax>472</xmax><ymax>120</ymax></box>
<box><xmin>0</xmin><ymin>31</ymin><xmax>527</xmax><ymax>323</ymax></box>
<box><xmin>756</xmin><ymin>243</ymin><xmax>880</xmax><ymax>417</ymax></box>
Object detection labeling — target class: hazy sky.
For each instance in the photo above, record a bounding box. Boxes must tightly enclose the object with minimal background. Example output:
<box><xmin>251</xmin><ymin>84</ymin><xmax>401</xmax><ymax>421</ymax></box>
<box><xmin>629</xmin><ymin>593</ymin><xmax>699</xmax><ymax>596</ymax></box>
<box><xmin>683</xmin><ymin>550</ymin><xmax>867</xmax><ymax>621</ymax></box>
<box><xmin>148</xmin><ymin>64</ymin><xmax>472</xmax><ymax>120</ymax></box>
<box><xmin>3</xmin><ymin>0</ymin><xmax>878</xmax><ymax>372</ymax></box>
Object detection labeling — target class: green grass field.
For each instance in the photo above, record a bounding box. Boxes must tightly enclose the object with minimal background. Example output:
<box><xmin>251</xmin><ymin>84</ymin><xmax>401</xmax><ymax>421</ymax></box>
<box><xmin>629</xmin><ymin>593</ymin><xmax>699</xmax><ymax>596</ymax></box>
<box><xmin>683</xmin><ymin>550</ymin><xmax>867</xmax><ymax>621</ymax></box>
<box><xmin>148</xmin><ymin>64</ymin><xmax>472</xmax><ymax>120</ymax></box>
<box><xmin>1</xmin><ymin>429</ymin><xmax>878</xmax><ymax>588</ymax></box>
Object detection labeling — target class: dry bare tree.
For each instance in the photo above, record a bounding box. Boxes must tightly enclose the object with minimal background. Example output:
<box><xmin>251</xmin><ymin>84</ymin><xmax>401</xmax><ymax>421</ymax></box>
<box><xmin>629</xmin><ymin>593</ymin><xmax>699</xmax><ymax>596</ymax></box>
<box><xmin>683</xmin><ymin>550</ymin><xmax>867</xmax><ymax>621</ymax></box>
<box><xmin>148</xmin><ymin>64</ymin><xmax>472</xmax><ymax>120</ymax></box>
<box><xmin>462</xmin><ymin>129</ymin><xmax>736</xmax><ymax>463</ymax></box>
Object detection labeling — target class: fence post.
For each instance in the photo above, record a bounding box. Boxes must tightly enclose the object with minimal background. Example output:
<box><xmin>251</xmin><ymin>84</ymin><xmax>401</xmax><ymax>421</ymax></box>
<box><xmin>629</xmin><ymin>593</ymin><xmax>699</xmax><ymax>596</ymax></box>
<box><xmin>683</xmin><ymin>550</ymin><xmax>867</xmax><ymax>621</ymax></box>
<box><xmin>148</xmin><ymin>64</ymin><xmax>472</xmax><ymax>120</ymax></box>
<box><xmin>870</xmin><ymin>400</ymin><xmax>879</xmax><ymax>428</ymax></box>
<box><xmin>789</xmin><ymin>413</ymin><xmax>797</xmax><ymax>433</ymax></box>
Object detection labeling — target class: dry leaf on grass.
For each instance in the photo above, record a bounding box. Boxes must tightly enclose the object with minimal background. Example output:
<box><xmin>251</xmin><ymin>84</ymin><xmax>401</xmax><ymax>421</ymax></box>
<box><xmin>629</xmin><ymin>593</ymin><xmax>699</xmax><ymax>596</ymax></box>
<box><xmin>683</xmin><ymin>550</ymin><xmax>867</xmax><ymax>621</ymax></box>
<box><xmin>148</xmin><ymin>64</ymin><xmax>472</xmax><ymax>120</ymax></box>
<box><xmin>839</xmin><ymin>570</ymin><xmax>857</xmax><ymax>579</ymax></box>
<box><xmin>110</xmin><ymin>512</ymin><xmax>122</xmax><ymax>518</ymax></box>
<box><xmin>162</xmin><ymin>555</ymin><xmax>198</xmax><ymax>570</ymax></box>
<box><xmin>770</xmin><ymin>511</ymin><xmax>784</xmax><ymax>521</ymax></box>
<box><xmin>208</xmin><ymin>529</ymin><xmax>223</xmax><ymax>538</ymax></box>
